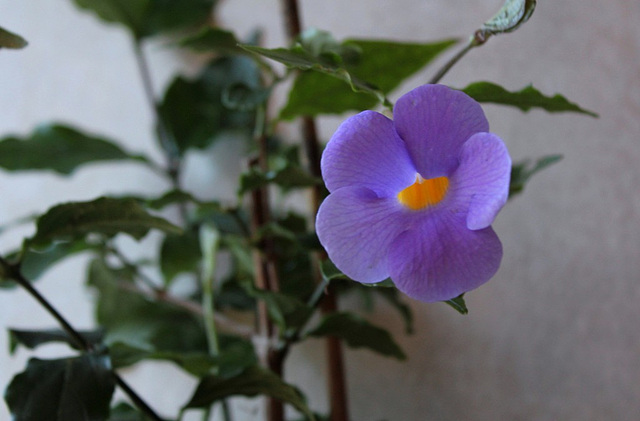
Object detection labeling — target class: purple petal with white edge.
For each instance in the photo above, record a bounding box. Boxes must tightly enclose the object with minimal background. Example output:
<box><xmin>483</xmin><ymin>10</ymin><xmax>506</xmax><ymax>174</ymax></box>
<box><xmin>448</xmin><ymin>132</ymin><xmax>511</xmax><ymax>230</ymax></box>
<box><xmin>321</xmin><ymin>111</ymin><xmax>416</xmax><ymax>197</ymax></box>
<box><xmin>387</xmin><ymin>211</ymin><xmax>502</xmax><ymax>302</ymax></box>
<box><xmin>394</xmin><ymin>85</ymin><xmax>489</xmax><ymax>179</ymax></box>
<box><xmin>316</xmin><ymin>186</ymin><xmax>408</xmax><ymax>283</ymax></box>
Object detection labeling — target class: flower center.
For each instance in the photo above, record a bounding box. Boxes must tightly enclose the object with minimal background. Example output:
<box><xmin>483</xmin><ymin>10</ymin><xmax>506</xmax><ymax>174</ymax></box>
<box><xmin>397</xmin><ymin>174</ymin><xmax>449</xmax><ymax>210</ymax></box>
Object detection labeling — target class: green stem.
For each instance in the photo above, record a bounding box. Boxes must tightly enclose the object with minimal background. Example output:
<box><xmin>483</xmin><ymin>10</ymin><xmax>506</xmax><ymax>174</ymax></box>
<box><xmin>132</xmin><ymin>39</ymin><xmax>187</xmax><ymax>221</ymax></box>
<box><xmin>199</xmin><ymin>226</ymin><xmax>233</xmax><ymax>421</ymax></box>
<box><xmin>0</xmin><ymin>256</ymin><xmax>165</xmax><ymax>421</ymax></box>
<box><xmin>428</xmin><ymin>30</ymin><xmax>489</xmax><ymax>85</ymax></box>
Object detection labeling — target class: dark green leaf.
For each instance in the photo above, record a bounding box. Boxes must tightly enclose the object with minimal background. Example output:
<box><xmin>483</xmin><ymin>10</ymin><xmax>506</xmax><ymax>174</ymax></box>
<box><xmin>0</xmin><ymin>124</ymin><xmax>151</xmax><ymax>175</ymax></box>
<box><xmin>109</xmin><ymin>402</ymin><xmax>146</xmax><ymax>421</ymax></box>
<box><xmin>320</xmin><ymin>260</ymin><xmax>350</xmax><ymax>282</ymax></box>
<box><xmin>160</xmin><ymin>231</ymin><xmax>202</xmax><ymax>286</ymax></box>
<box><xmin>307</xmin><ymin>312</ymin><xmax>406</xmax><ymax>360</ymax></box>
<box><xmin>0</xmin><ymin>26</ymin><xmax>28</xmax><ymax>49</ymax></box>
<box><xmin>87</xmin><ymin>258</ymin><xmax>207</xmax><ymax>353</ymax></box>
<box><xmin>444</xmin><ymin>294</ymin><xmax>469</xmax><ymax>315</ymax></box>
<box><xmin>28</xmin><ymin>197</ymin><xmax>181</xmax><ymax>249</ymax></box>
<box><xmin>72</xmin><ymin>0</ymin><xmax>148</xmax><ymax>37</ymax></box>
<box><xmin>72</xmin><ymin>0</ymin><xmax>216</xmax><ymax>39</ymax></box>
<box><xmin>145</xmin><ymin>189</ymin><xmax>200</xmax><ymax>209</ymax></box>
<box><xmin>222</xmin><ymin>83</ymin><xmax>270</xmax><ymax>111</ymax></box>
<box><xmin>180</xmin><ymin>27</ymin><xmax>243</xmax><ymax>54</ymax></box>
<box><xmin>462</xmin><ymin>82</ymin><xmax>598</xmax><ymax>117</ymax></box>
<box><xmin>509</xmin><ymin>154</ymin><xmax>563</xmax><ymax>198</ymax></box>
<box><xmin>239</xmin><ymin>165</ymin><xmax>320</xmax><ymax>195</ymax></box>
<box><xmin>278</xmin><ymin>38</ymin><xmax>458</xmax><ymax>119</ymax></box>
<box><xmin>9</xmin><ymin>328</ymin><xmax>104</xmax><ymax>354</ymax></box>
<box><xmin>109</xmin><ymin>334</ymin><xmax>255</xmax><ymax>378</ymax></box>
<box><xmin>251</xmin><ymin>289</ymin><xmax>312</xmax><ymax>334</ymax></box>
<box><xmin>158</xmin><ymin>56</ymin><xmax>259</xmax><ymax>154</ymax></box>
<box><xmin>5</xmin><ymin>354</ymin><xmax>115</xmax><ymax>421</ymax></box>
<box><xmin>480</xmin><ymin>0</ymin><xmax>536</xmax><ymax>37</ymax></box>
<box><xmin>20</xmin><ymin>240</ymin><xmax>96</xmax><ymax>280</ymax></box>
<box><xmin>184</xmin><ymin>365</ymin><xmax>314</xmax><ymax>420</ymax></box>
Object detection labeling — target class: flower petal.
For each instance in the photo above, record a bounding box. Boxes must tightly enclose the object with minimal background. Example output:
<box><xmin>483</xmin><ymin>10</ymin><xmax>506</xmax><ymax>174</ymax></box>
<box><xmin>449</xmin><ymin>132</ymin><xmax>511</xmax><ymax>230</ymax></box>
<box><xmin>387</xmin><ymin>211</ymin><xmax>502</xmax><ymax>302</ymax></box>
<box><xmin>393</xmin><ymin>85</ymin><xmax>489</xmax><ymax>178</ymax></box>
<box><xmin>316</xmin><ymin>186</ymin><xmax>407</xmax><ymax>283</ymax></box>
<box><xmin>321</xmin><ymin>111</ymin><xmax>416</xmax><ymax>197</ymax></box>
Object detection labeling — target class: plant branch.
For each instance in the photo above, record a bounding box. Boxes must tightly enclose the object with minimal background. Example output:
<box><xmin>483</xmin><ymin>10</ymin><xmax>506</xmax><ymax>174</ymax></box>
<box><xmin>278</xmin><ymin>1</ymin><xmax>350</xmax><ymax>421</ymax></box>
<box><xmin>428</xmin><ymin>30</ymin><xmax>487</xmax><ymax>85</ymax></box>
<box><xmin>0</xmin><ymin>256</ymin><xmax>165</xmax><ymax>421</ymax></box>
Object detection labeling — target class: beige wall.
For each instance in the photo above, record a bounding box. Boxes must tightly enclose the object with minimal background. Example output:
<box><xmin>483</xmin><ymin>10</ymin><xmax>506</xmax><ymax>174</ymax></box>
<box><xmin>1</xmin><ymin>1</ymin><xmax>639</xmax><ymax>420</ymax></box>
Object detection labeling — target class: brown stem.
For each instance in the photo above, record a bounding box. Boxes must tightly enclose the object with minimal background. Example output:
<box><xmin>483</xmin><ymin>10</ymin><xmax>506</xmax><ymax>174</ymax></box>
<box><xmin>278</xmin><ymin>1</ymin><xmax>350</xmax><ymax>420</ymax></box>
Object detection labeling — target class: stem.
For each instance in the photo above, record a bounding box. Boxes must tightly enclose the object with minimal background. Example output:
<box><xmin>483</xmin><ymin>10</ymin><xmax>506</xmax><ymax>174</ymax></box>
<box><xmin>278</xmin><ymin>1</ymin><xmax>350</xmax><ymax>420</ymax></box>
<box><xmin>132</xmin><ymin>39</ymin><xmax>187</xmax><ymax>220</ymax></box>
<box><xmin>428</xmin><ymin>31</ymin><xmax>487</xmax><ymax>85</ymax></box>
<box><xmin>0</xmin><ymin>257</ymin><xmax>165</xmax><ymax>421</ymax></box>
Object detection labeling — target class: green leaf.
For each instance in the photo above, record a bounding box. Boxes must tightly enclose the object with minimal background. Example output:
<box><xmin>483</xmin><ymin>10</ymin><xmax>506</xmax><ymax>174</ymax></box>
<box><xmin>5</xmin><ymin>354</ymin><xmax>115</xmax><ymax>421</ymax></box>
<box><xmin>278</xmin><ymin>38</ymin><xmax>458</xmax><ymax>119</ymax></box>
<box><xmin>87</xmin><ymin>258</ymin><xmax>207</xmax><ymax>353</ymax></box>
<box><xmin>145</xmin><ymin>189</ymin><xmax>200</xmax><ymax>209</ymax></box>
<box><xmin>319</xmin><ymin>260</ymin><xmax>350</xmax><ymax>282</ymax></box>
<box><xmin>480</xmin><ymin>0</ymin><xmax>536</xmax><ymax>37</ymax></box>
<box><xmin>19</xmin><ymin>240</ymin><xmax>96</xmax><ymax>280</ymax></box>
<box><xmin>0</xmin><ymin>26</ymin><xmax>28</xmax><ymax>49</ymax></box>
<box><xmin>222</xmin><ymin>82</ymin><xmax>270</xmax><ymax>111</ymax></box>
<box><xmin>109</xmin><ymin>402</ymin><xmax>146</xmax><ymax>421</ymax></box>
<box><xmin>28</xmin><ymin>197</ymin><xmax>181</xmax><ymax>249</ymax></box>
<box><xmin>184</xmin><ymin>365</ymin><xmax>315</xmax><ymax>420</ymax></box>
<box><xmin>160</xmin><ymin>230</ymin><xmax>202</xmax><ymax>286</ymax></box>
<box><xmin>462</xmin><ymin>82</ymin><xmax>598</xmax><ymax>117</ymax></box>
<box><xmin>251</xmin><ymin>289</ymin><xmax>312</xmax><ymax>334</ymax></box>
<box><xmin>510</xmin><ymin>154</ymin><xmax>563</xmax><ymax>198</ymax></box>
<box><xmin>239</xmin><ymin>165</ymin><xmax>321</xmax><ymax>195</ymax></box>
<box><xmin>8</xmin><ymin>328</ymin><xmax>104</xmax><ymax>354</ymax></box>
<box><xmin>109</xmin><ymin>334</ymin><xmax>256</xmax><ymax>378</ymax></box>
<box><xmin>180</xmin><ymin>27</ymin><xmax>243</xmax><ymax>55</ymax></box>
<box><xmin>444</xmin><ymin>294</ymin><xmax>469</xmax><ymax>315</ymax></box>
<box><xmin>158</xmin><ymin>56</ymin><xmax>259</xmax><ymax>154</ymax></box>
<box><xmin>72</xmin><ymin>0</ymin><xmax>216</xmax><ymax>39</ymax></box>
<box><xmin>0</xmin><ymin>124</ymin><xmax>151</xmax><ymax>175</ymax></box>
<box><xmin>307</xmin><ymin>312</ymin><xmax>406</xmax><ymax>360</ymax></box>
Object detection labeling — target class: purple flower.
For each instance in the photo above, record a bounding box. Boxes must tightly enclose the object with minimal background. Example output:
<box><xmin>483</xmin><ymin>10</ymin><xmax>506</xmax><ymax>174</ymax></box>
<box><xmin>316</xmin><ymin>84</ymin><xmax>511</xmax><ymax>302</ymax></box>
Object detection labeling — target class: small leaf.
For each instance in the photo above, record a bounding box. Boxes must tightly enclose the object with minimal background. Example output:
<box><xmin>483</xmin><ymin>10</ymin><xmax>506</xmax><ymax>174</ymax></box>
<box><xmin>158</xmin><ymin>56</ymin><xmax>259</xmax><ymax>154</ymax></box>
<box><xmin>222</xmin><ymin>82</ymin><xmax>270</xmax><ymax>111</ymax></box>
<box><xmin>307</xmin><ymin>312</ymin><xmax>406</xmax><ymax>360</ymax></box>
<box><xmin>279</xmin><ymin>38</ymin><xmax>457</xmax><ymax>119</ymax></box>
<box><xmin>109</xmin><ymin>402</ymin><xmax>146</xmax><ymax>421</ymax></box>
<box><xmin>72</xmin><ymin>0</ymin><xmax>216</xmax><ymax>39</ymax></box>
<box><xmin>252</xmin><ymin>289</ymin><xmax>312</xmax><ymax>334</ymax></box>
<box><xmin>320</xmin><ymin>260</ymin><xmax>350</xmax><ymax>282</ymax></box>
<box><xmin>444</xmin><ymin>294</ymin><xmax>469</xmax><ymax>315</ymax></box>
<box><xmin>5</xmin><ymin>354</ymin><xmax>115</xmax><ymax>421</ymax></box>
<box><xmin>9</xmin><ymin>328</ymin><xmax>104</xmax><ymax>354</ymax></box>
<box><xmin>0</xmin><ymin>124</ymin><xmax>151</xmax><ymax>175</ymax></box>
<box><xmin>87</xmin><ymin>258</ymin><xmax>208</xmax><ymax>353</ymax></box>
<box><xmin>510</xmin><ymin>154</ymin><xmax>563</xmax><ymax>198</ymax></box>
<box><xmin>0</xmin><ymin>26</ymin><xmax>28</xmax><ymax>49</ymax></box>
<box><xmin>480</xmin><ymin>0</ymin><xmax>536</xmax><ymax>37</ymax></box>
<box><xmin>160</xmin><ymin>230</ymin><xmax>202</xmax><ymax>286</ymax></box>
<box><xmin>184</xmin><ymin>365</ymin><xmax>314</xmax><ymax>420</ymax></box>
<box><xmin>239</xmin><ymin>165</ymin><xmax>321</xmax><ymax>195</ymax></box>
<box><xmin>19</xmin><ymin>240</ymin><xmax>96</xmax><ymax>280</ymax></box>
<box><xmin>28</xmin><ymin>197</ymin><xmax>181</xmax><ymax>249</ymax></box>
<box><xmin>145</xmin><ymin>189</ymin><xmax>200</xmax><ymax>209</ymax></box>
<box><xmin>462</xmin><ymin>82</ymin><xmax>598</xmax><ymax>117</ymax></box>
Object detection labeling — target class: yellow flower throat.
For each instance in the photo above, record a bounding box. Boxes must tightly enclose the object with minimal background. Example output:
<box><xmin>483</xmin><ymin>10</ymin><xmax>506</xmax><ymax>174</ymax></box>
<box><xmin>397</xmin><ymin>175</ymin><xmax>449</xmax><ymax>210</ymax></box>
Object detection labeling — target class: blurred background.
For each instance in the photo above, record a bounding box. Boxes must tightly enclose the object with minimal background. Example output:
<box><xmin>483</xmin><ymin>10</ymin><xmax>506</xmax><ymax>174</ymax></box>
<box><xmin>1</xmin><ymin>0</ymin><xmax>639</xmax><ymax>420</ymax></box>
